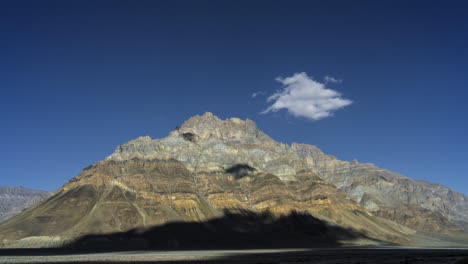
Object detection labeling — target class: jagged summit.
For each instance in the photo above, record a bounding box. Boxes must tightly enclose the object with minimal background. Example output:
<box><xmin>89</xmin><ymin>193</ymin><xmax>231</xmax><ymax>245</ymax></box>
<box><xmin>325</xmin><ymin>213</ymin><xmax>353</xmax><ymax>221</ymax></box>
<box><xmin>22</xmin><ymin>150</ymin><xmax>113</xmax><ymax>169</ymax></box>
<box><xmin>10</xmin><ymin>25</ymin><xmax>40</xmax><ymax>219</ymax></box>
<box><xmin>177</xmin><ymin>112</ymin><xmax>272</xmax><ymax>143</ymax></box>
<box><xmin>180</xmin><ymin>112</ymin><xmax>222</xmax><ymax>129</ymax></box>
<box><xmin>106</xmin><ymin>112</ymin><xmax>278</xmax><ymax>171</ymax></box>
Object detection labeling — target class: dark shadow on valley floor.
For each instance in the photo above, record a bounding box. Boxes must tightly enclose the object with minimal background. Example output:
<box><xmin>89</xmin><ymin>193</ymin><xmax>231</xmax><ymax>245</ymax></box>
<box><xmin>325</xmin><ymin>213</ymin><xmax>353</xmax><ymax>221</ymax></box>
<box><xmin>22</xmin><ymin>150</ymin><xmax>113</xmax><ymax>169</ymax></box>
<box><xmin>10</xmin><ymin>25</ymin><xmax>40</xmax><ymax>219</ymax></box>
<box><xmin>65</xmin><ymin>209</ymin><xmax>365</xmax><ymax>251</ymax></box>
<box><xmin>0</xmin><ymin>209</ymin><xmax>377</xmax><ymax>257</ymax></box>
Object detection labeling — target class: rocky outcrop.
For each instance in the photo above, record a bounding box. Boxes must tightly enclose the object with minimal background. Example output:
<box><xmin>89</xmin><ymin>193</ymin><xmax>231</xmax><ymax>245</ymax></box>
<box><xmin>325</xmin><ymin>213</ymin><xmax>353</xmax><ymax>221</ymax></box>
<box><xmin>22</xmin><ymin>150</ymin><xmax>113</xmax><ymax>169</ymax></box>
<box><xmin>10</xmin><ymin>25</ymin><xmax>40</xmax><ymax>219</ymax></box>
<box><xmin>0</xmin><ymin>186</ymin><xmax>53</xmax><ymax>223</ymax></box>
<box><xmin>0</xmin><ymin>112</ymin><xmax>466</xmax><ymax>247</ymax></box>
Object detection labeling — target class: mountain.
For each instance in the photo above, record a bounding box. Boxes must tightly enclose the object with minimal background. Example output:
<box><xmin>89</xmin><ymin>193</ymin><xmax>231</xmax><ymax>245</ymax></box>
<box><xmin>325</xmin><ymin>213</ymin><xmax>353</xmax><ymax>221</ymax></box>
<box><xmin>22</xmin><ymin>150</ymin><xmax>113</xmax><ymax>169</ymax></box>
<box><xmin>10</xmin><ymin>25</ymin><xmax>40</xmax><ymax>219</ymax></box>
<box><xmin>0</xmin><ymin>112</ymin><xmax>467</xmax><ymax>248</ymax></box>
<box><xmin>0</xmin><ymin>186</ymin><xmax>53</xmax><ymax>223</ymax></box>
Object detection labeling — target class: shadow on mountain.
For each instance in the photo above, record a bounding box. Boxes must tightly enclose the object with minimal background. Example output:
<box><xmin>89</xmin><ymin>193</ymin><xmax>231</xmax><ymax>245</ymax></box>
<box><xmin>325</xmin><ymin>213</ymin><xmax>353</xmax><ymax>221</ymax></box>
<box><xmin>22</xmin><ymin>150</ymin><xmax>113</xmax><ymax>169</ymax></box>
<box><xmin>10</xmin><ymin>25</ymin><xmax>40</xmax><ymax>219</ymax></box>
<box><xmin>225</xmin><ymin>164</ymin><xmax>256</xmax><ymax>179</ymax></box>
<box><xmin>64</xmin><ymin>209</ymin><xmax>368</xmax><ymax>251</ymax></box>
<box><xmin>0</xmin><ymin>210</ymin><xmax>376</xmax><ymax>258</ymax></box>
<box><xmin>181</xmin><ymin>132</ymin><xmax>196</xmax><ymax>142</ymax></box>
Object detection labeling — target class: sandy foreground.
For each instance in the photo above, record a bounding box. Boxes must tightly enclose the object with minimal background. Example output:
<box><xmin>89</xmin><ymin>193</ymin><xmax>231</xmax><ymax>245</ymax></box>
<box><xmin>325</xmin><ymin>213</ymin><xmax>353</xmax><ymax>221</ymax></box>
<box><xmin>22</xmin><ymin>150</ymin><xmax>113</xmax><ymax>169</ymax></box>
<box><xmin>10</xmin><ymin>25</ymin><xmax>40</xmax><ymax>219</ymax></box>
<box><xmin>1</xmin><ymin>248</ymin><xmax>468</xmax><ymax>264</ymax></box>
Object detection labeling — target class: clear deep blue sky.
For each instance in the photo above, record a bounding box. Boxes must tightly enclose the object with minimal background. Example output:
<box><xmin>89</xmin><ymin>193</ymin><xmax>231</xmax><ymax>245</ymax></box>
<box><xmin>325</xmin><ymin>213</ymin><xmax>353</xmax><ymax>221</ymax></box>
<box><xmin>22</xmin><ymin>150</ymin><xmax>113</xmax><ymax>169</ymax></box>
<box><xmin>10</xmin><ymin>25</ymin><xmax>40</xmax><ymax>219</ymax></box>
<box><xmin>1</xmin><ymin>1</ymin><xmax>468</xmax><ymax>193</ymax></box>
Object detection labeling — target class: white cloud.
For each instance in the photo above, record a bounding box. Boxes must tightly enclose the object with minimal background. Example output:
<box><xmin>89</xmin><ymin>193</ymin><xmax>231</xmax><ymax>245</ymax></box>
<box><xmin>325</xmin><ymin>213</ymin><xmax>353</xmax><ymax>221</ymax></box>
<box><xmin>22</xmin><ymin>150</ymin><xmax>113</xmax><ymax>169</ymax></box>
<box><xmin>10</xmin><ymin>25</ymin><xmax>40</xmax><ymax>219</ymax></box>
<box><xmin>262</xmin><ymin>72</ymin><xmax>352</xmax><ymax>120</ymax></box>
<box><xmin>324</xmin><ymin>75</ymin><xmax>342</xmax><ymax>84</ymax></box>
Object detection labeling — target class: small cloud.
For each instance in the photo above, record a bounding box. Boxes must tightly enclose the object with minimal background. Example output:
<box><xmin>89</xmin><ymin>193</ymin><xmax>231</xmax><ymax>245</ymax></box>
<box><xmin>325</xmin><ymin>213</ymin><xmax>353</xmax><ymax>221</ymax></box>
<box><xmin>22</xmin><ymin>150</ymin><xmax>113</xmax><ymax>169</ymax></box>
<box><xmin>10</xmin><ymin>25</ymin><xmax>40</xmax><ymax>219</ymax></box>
<box><xmin>262</xmin><ymin>72</ymin><xmax>352</xmax><ymax>120</ymax></box>
<box><xmin>324</xmin><ymin>75</ymin><xmax>342</xmax><ymax>84</ymax></box>
<box><xmin>251</xmin><ymin>91</ymin><xmax>265</xmax><ymax>98</ymax></box>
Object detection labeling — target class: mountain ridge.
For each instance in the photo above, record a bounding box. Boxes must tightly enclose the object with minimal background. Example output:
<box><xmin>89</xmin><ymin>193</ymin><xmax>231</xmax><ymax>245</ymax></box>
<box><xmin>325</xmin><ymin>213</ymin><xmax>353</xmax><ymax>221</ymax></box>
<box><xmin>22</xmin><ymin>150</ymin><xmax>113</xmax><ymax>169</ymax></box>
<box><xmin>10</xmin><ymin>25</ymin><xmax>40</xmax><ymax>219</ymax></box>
<box><xmin>0</xmin><ymin>186</ymin><xmax>53</xmax><ymax>223</ymax></box>
<box><xmin>0</xmin><ymin>112</ymin><xmax>466</xmax><ymax>248</ymax></box>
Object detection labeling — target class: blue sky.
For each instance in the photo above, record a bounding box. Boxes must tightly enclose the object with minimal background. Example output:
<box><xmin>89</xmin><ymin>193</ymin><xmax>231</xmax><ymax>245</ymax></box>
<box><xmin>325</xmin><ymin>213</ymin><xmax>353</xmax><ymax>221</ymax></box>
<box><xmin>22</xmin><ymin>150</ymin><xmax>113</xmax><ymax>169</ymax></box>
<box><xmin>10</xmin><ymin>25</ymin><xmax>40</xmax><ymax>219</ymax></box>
<box><xmin>1</xmin><ymin>0</ymin><xmax>468</xmax><ymax>194</ymax></box>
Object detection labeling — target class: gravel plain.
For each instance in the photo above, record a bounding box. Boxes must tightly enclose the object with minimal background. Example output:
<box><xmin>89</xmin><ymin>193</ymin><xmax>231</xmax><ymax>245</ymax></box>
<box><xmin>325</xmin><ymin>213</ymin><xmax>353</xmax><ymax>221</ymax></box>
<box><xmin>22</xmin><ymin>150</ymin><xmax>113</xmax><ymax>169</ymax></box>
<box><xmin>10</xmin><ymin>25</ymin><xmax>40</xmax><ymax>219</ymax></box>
<box><xmin>1</xmin><ymin>248</ymin><xmax>468</xmax><ymax>264</ymax></box>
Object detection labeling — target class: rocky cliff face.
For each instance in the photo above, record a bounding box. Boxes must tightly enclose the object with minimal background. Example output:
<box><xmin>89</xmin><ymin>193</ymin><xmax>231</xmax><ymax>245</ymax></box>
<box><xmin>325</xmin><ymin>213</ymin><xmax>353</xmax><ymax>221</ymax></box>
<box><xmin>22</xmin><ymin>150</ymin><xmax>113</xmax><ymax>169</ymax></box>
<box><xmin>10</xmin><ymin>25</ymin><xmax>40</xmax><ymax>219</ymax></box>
<box><xmin>0</xmin><ymin>112</ymin><xmax>466</xmax><ymax>247</ymax></box>
<box><xmin>0</xmin><ymin>186</ymin><xmax>53</xmax><ymax>223</ymax></box>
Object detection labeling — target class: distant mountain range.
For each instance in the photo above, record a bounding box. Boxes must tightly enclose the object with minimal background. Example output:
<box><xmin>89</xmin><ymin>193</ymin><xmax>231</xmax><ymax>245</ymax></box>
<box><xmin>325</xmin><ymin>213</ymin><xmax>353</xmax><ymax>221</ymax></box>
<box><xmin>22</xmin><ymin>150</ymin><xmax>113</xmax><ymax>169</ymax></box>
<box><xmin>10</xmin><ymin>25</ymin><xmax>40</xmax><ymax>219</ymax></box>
<box><xmin>0</xmin><ymin>186</ymin><xmax>52</xmax><ymax>223</ymax></box>
<box><xmin>1</xmin><ymin>112</ymin><xmax>467</xmax><ymax>248</ymax></box>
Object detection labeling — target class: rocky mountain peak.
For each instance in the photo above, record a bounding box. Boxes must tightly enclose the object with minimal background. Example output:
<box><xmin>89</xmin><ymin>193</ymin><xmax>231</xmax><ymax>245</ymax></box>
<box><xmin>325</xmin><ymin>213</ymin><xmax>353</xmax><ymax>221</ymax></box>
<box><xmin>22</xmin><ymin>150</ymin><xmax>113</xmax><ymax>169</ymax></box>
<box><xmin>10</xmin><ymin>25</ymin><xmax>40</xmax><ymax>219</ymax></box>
<box><xmin>106</xmin><ymin>113</ymin><xmax>275</xmax><ymax>164</ymax></box>
<box><xmin>180</xmin><ymin>112</ymin><xmax>221</xmax><ymax>130</ymax></box>
<box><xmin>176</xmin><ymin>112</ymin><xmax>272</xmax><ymax>143</ymax></box>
